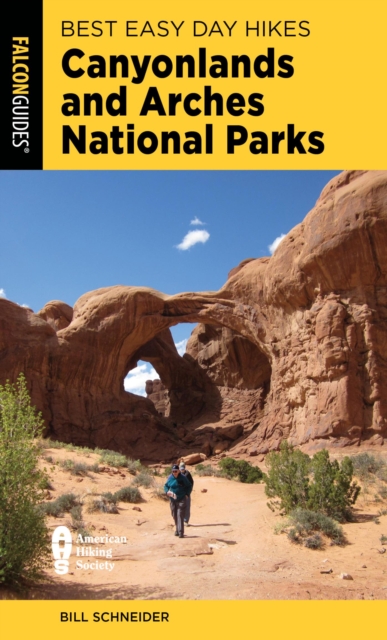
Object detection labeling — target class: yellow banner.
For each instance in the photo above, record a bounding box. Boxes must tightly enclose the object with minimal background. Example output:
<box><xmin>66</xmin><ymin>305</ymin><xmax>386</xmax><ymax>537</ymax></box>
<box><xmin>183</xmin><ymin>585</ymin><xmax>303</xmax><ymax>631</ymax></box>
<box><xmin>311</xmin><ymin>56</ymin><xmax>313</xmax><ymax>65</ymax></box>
<box><xmin>43</xmin><ymin>0</ymin><xmax>387</xmax><ymax>169</ymax></box>
<box><xmin>1</xmin><ymin>600</ymin><xmax>386</xmax><ymax>639</ymax></box>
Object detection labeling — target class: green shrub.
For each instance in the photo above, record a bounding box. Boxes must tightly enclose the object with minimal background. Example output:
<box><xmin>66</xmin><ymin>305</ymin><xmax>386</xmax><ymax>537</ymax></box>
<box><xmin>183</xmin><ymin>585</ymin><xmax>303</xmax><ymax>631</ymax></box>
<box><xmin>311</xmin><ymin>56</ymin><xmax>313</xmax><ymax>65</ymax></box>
<box><xmin>60</xmin><ymin>458</ymin><xmax>75</xmax><ymax>472</ymax></box>
<box><xmin>264</xmin><ymin>443</ymin><xmax>360</xmax><ymax>521</ymax></box>
<box><xmin>307</xmin><ymin>450</ymin><xmax>360</xmax><ymax>521</ymax></box>
<box><xmin>304</xmin><ymin>533</ymin><xmax>323</xmax><ymax>550</ymax></box>
<box><xmin>59</xmin><ymin>459</ymin><xmax>100</xmax><ymax>476</ymax></box>
<box><xmin>99</xmin><ymin>450</ymin><xmax>127</xmax><ymax>468</ymax></box>
<box><xmin>264</xmin><ymin>442</ymin><xmax>311</xmax><ymax>513</ymax></box>
<box><xmin>287</xmin><ymin>526</ymin><xmax>302</xmax><ymax>544</ymax></box>
<box><xmin>0</xmin><ymin>374</ymin><xmax>51</xmax><ymax>584</ymax></box>
<box><xmin>162</xmin><ymin>466</ymin><xmax>173</xmax><ymax>476</ymax></box>
<box><xmin>195</xmin><ymin>464</ymin><xmax>223</xmax><ymax>477</ymax></box>
<box><xmin>75</xmin><ymin>462</ymin><xmax>91</xmax><ymax>476</ymax></box>
<box><xmin>40</xmin><ymin>493</ymin><xmax>79</xmax><ymax>517</ymax></box>
<box><xmin>113</xmin><ymin>486</ymin><xmax>142</xmax><ymax>503</ymax></box>
<box><xmin>87</xmin><ymin>462</ymin><xmax>101</xmax><ymax>474</ymax></box>
<box><xmin>350</xmin><ymin>453</ymin><xmax>385</xmax><ymax>480</ymax></box>
<box><xmin>102</xmin><ymin>491</ymin><xmax>118</xmax><ymax>505</ymax></box>
<box><xmin>39</xmin><ymin>502</ymin><xmax>62</xmax><ymax>518</ymax></box>
<box><xmin>127</xmin><ymin>459</ymin><xmax>142</xmax><ymax>475</ymax></box>
<box><xmin>218</xmin><ymin>457</ymin><xmax>263</xmax><ymax>483</ymax></box>
<box><xmin>289</xmin><ymin>508</ymin><xmax>345</xmax><ymax>545</ymax></box>
<box><xmin>132</xmin><ymin>471</ymin><xmax>154</xmax><ymax>488</ymax></box>
<box><xmin>38</xmin><ymin>439</ymin><xmax>84</xmax><ymax>452</ymax></box>
<box><xmin>218</xmin><ymin>457</ymin><xmax>240</xmax><ymax>477</ymax></box>
<box><xmin>56</xmin><ymin>493</ymin><xmax>79</xmax><ymax>512</ymax></box>
<box><xmin>40</xmin><ymin>476</ymin><xmax>54</xmax><ymax>491</ymax></box>
<box><xmin>283</xmin><ymin>509</ymin><xmax>345</xmax><ymax>549</ymax></box>
<box><xmin>87</xmin><ymin>497</ymin><xmax>119</xmax><ymax>514</ymax></box>
<box><xmin>69</xmin><ymin>505</ymin><xmax>90</xmax><ymax>535</ymax></box>
<box><xmin>70</xmin><ymin>505</ymin><xmax>83</xmax><ymax>522</ymax></box>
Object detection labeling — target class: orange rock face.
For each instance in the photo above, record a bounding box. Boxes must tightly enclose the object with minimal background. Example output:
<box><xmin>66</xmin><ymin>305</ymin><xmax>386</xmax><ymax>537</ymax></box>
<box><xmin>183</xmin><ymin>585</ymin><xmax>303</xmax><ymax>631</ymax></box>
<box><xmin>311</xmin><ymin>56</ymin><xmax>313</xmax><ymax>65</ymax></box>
<box><xmin>1</xmin><ymin>171</ymin><xmax>387</xmax><ymax>459</ymax></box>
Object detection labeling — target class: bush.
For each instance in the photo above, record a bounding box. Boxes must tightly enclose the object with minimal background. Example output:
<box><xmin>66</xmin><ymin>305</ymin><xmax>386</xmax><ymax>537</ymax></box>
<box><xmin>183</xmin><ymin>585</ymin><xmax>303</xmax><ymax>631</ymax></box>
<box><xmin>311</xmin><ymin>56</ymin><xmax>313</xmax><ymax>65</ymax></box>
<box><xmin>40</xmin><ymin>476</ymin><xmax>54</xmax><ymax>491</ymax></box>
<box><xmin>99</xmin><ymin>450</ymin><xmax>127</xmax><ymax>468</ymax></box>
<box><xmin>195</xmin><ymin>464</ymin><xmax>224</xmax><ymax>477</ymax></box>
<box><xmin>350</xmin><ymin>453</ymin><xmax>385</xmax><ymax>480</ymax></box>
<box><xmin>40</xmin><ymin>493</ymin><xmax>79</xmax><ymax>517</ymax></box>
<box><xmin>59</xmin><ymin>459</ymin><xmax>100</xmax><ymax>476</ymax></box>
<box><xmin>308</xmin><ymin>451</ymin><xmax>360</xmax><ymax>521</ymax></box>
<box><xmin>102</xmin><ymin>491</ymin><xmax>119</xmax><ymax>505</ymax></box>
<box><xmin>69</xmin><ymin>505</ymin><xmax>90</xmax><ymax>536</ymax></box>
<box><xmin>284</xmin><ymin>509</ymin><xmax>345</xmax><ymax>549</ymax></box>
<box><xmin>289</xmin><ymin>508</ymin><xmax>345</xmax><ymax>545</ymax></box>
<box><xmin>60</xmin><ymin>458</ymin><xmax>75</xmax><ymax>472</ymax></box>
<box><xmin>218</xmin><ymin>457</ymin><xmax>263</xmax><ymax>483</ymax></box>
<box><xmin>0</xmin><ymin>374</ymin><xmax>50</xmax><ymax>584</ymax></box>
<box><xmin>303</xmin><ymin>534</ymin><xmax>323</xmax><ymax>550</ymax></box>
<box><xmin>217</xmin><ymin>458</ymin><xmax>239</xmax><ymax>477</ymax></box>
<box><xmin>264</xmin><ymin>443</ymin><xmax>360</xmax><ymax>521</ymax></box>
<box><xmin>70</xmin><ymin>505</ymin><xmax>83</xmax><ymax>523</ymax></box>
<box><xmin>132</xmin><ymin>471</ymin><xmax>154</xmax><ymax>488</ymax></box>
<box><xmin>162</xmin><ymin>466</ymin><xmax>173</xmax><ymax>477</ymax></box>
<box><xmin>38</xmin><ymin>439</ymin><xmax>93</xmax><ymax>454</ymax></box>
<box><xmin>86</xmin><ymin>497</ymin><xmax>119</xmax><ymax>514</ymax></box>
<box><xmin>87</xmin><ymin>462</ymin><xmax>101</xmax><ymax>474</ymax></box>
<box><xmin>56</xmin><ymin>493</ymin><xmax>79</xmax><ymax>512</ymax></box>
<box><xmin>113</xmin><ymin>486</ymin><xmax>142</xmax><ymax>503</ymax></box>
<box><xmin>264</xmin><ymin>442</ymin><xmax>310</xmax><ymax>513</ymax></box>
<box><xmin>127</xmin><ymin>459</ymin><xmax>142</xmax><ymax>475</ymax></box>
<box><xmin>287</xmin><ymin>526</ymin><xmax>302</xmax><ymax>544</ymax></box>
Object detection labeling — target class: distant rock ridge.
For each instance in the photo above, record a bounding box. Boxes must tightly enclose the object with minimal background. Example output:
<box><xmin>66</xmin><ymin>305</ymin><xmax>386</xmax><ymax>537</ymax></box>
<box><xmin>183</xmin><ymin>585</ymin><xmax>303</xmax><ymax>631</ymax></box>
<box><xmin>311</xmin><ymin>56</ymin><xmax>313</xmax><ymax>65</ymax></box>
<box><xmin>1</xmin><ymin>170</ymin><xmax>387</xmax><ymax>460</ymax></box>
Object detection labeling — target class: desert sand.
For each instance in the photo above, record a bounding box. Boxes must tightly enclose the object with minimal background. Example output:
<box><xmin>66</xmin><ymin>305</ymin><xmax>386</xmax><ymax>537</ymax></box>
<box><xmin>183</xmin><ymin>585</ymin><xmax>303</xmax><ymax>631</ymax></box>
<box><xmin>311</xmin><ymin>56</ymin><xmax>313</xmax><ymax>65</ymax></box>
<box><xmin>3</xmin><ymin>445</ymin><xmax>387</xmax><ymax>601</ymax></box>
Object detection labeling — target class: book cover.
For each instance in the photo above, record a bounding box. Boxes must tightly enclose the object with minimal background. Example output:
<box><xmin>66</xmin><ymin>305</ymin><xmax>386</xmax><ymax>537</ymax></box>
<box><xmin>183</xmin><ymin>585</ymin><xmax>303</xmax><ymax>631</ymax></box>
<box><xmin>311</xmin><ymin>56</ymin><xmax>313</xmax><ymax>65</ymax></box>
<box><xmin>1</xmin><ymin>1</ymin><xmax>386</xmax><ymax>638</ymax></box>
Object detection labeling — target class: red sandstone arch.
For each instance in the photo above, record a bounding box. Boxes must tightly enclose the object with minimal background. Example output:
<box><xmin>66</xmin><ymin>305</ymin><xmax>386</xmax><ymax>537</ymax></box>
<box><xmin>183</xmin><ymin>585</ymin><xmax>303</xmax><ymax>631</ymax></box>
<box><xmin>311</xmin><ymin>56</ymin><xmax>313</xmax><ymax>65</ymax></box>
<box><xmin>2</xmin><ymin>171</ymin><xmax>387</xmax><ymax>460</ymax></box>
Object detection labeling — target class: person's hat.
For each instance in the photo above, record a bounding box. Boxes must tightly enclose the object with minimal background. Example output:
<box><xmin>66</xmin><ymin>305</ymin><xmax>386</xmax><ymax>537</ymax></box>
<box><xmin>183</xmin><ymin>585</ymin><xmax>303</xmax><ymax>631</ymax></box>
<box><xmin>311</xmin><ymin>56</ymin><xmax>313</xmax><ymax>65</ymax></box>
<box><xmin>172</xmin><ymin>464</ymin><xmax>179</xmax><ymax>471</ymax></box>
<box><xmin>179</xmin><ymin>462</ymin><xmax>186</xmax><ymax>469</ymax></box>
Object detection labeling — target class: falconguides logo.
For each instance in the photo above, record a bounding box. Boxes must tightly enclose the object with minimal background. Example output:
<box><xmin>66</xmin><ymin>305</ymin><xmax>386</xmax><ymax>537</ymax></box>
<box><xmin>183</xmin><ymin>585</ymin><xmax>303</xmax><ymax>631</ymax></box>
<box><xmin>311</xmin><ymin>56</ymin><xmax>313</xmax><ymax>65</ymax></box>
<box><xmin>52</xmin><ymin>526</ymin><xmax>73</xmax><ymax>575</ymax></box>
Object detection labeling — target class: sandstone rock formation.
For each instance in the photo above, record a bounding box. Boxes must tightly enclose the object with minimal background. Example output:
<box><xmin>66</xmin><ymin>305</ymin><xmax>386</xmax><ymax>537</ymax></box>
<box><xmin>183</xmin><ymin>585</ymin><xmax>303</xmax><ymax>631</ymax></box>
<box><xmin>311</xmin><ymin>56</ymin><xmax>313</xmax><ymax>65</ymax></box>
<box><xmin>1</xmin><ymin>171</ymin><xmax>387</xmax><ymax>460</ymax></box>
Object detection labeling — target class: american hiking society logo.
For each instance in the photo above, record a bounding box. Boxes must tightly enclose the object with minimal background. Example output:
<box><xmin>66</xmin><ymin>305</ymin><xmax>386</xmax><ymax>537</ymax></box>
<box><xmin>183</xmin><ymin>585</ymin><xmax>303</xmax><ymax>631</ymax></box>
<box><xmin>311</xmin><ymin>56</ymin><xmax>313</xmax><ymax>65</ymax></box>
<box><xmin>51</xmin><ymin>526</ymin><xmax>127</xmax><ymax>575</ymax></box>
<box><xmin>52</xmin><ymin>525</ymin><xmax>72</xmax><ymax>575</ymax></box>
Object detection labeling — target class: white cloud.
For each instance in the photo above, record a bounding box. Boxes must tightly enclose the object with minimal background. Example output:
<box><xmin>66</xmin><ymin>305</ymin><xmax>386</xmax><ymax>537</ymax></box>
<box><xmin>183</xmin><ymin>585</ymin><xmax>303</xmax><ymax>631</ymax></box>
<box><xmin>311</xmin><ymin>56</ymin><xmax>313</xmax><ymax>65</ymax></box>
<box><xmin>0</xmin><ymin>288</ymin><xmax>7</xmax><ymax>299</ymax></box>
<box><xmin>176</xmin><ymin>229</ymin><xmax>210</xmax><ymax>251</ymax></box>
<box><xmin>124</xmin><ymin>363</ymin><xmax>158</xmax><ymax>397</ymax></box>
<box><xmin>190</xmin><ymin>216</ymin><xmax>205</xmax><ymax>226</ymax></box>
<box><xmin>175</xmin><ymin>339</ymin><xmax>188</xmax><ymax>356</ymax></box>
<box><xmin>268</xmin><ymin>233</ymin><xmax>286</xmax><ymax>255</ymax></box>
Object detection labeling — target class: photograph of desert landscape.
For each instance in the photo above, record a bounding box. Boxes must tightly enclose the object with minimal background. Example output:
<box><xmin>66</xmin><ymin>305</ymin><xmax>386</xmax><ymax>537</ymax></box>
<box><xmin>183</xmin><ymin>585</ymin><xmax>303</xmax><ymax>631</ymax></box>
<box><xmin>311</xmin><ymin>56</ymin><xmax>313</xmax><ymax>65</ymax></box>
<box><xmin>2</xmin><ymin>169</ymin><xmax>387</xmax><ymax>600</ymax></box>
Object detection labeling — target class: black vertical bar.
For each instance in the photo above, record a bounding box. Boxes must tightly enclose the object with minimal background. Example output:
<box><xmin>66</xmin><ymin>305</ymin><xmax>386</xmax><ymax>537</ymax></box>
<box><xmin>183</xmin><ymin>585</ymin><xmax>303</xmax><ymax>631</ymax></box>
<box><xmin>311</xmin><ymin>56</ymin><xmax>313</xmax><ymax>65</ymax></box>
<box><xmin>0</xmin><ymin>0</ymin><xmax>43</xmax><ymax>169</ymax></box>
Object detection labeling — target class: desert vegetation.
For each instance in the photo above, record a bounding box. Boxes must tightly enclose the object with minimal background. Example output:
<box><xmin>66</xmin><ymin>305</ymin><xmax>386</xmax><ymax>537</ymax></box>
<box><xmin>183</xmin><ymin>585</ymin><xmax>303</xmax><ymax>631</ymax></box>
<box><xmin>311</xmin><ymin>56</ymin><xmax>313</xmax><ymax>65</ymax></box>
<box><xmin>263</xmin><ymin>443</ymin><xmax>362</xmax><ymax>549</ymax></box>
<box><xmin>0</xmin><ymin>375</ymin><xmax>50</xmax><ymax>585</ymax></box>
<box><xmin>195</xmin><ymin>457</ymin><xmax>263</xmax><ymax>483</ymax></box>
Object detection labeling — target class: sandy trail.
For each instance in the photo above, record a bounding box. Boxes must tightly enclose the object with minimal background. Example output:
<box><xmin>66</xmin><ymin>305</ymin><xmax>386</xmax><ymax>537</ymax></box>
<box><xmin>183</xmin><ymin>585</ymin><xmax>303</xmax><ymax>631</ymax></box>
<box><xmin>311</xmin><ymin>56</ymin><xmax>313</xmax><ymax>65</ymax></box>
<box><xmin>2</xmin><ymin>447</ymin><xmax>387</xmax><ymax>600</ymax></box>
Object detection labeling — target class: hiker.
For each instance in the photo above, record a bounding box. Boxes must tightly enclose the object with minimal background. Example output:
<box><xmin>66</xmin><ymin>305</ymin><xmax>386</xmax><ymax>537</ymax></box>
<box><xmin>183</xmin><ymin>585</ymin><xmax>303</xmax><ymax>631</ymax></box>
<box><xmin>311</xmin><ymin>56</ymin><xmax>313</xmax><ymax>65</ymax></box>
<box><xmin>179</xmin><ymin>462</ymin><xmax>194</xmax><ymax>525</ymax></box>
<box><xmin>164</xmin><ymin>464</ymin><xmax>192</xmax><ymax>538</ymax></box>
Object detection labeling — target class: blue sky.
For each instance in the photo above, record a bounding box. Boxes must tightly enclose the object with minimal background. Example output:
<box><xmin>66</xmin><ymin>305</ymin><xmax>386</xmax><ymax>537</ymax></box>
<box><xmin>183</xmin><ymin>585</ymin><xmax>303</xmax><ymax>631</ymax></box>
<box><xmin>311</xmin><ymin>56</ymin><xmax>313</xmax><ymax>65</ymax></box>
<box><xmin>0</xmin><ymin>170</ymin><xmax>340</xmax><ymax>394</ymax></box>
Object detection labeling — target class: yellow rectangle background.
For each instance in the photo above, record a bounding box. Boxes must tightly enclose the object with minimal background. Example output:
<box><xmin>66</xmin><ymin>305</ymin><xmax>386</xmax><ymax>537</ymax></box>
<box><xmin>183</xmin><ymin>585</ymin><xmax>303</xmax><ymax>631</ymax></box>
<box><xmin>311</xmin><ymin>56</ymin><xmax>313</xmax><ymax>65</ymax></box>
<box><xmin>43</xmin><ymin>0</ymin><xmax>387</xmax><ymax>169</ymax></box>
<box><xmin>1</xmin><ymin>600</ymin><xmax>386</xmax><ymax>639</ymax></box>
